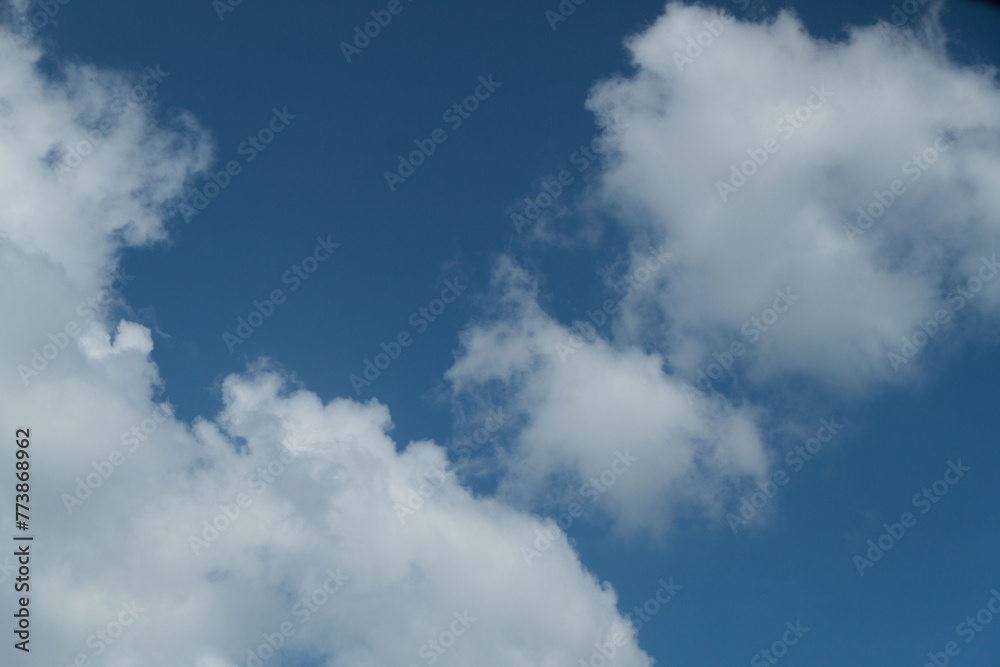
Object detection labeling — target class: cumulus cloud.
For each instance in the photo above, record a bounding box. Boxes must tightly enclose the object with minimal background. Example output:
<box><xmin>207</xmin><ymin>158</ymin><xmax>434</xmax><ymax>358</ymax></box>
<box><xmin>446</xmin><ymin>257</ymin><xmax>769</xmax><ymax>536</ymax></box>
<box><xmin>7</xmin><ymin>3</ymin><xmax>1000</xmax><ymax>662</ymax></box>
<box><xmin>0</xmin><ymin>50</ymin><xmax>210</xmax><ymax>292</ymax></box>
<box><xmin>0</xmin><ymin>23</ymin><xmax>654</xmax><ymax>667</ymax></box>
<box><xmin>20</xmin><ymin>359</ymin><xmax>653</xmax><ymax>666</ymax></box>
<box><xmin>585</xmin><ymin>2</ymin><xmax>1000</xmax><ymax>391</ymax></box>
<box><xmin>446</xmin><ymin>2</ymin><xmax>1000</xmax><ymax>538</ymax></box>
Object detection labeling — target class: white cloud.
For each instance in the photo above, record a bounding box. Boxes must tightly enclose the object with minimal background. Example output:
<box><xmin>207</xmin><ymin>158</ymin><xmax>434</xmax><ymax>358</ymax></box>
<box><xmin>0</xmin><ymin>49</ymin><xmax>210</xmax><ymax>292</ymax></box>
<box><xmin>12</xmin><ymin>359</ymin><xmax>655</xmax><ymax>666</ymax></box>
<box><xmin>0</xmin><ymin>24</ymin><xmax>654</xmax><ymax>667</ymax></box>
<box><xmin>7</xmin><ymin>4</ymin><xmax>1000</xmax><ymax>662</ymax></box>
<box><xmin>446</xmin><ymin>2</ymin><xmax>1000</xmax><ymax>539</ymax></box>
<box><xmin>584</xmin><ymin>2</ymin><xmax>1000</xmax><ymax>391</ymax></box>
<box><xmin>447</xmin><ymin>257</ymin><xmax>769</xmax><ymax>536</ymax></box>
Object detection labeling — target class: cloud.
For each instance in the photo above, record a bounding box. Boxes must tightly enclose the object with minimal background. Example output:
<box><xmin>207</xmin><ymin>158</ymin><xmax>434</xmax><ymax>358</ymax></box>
<box><xmin>0</xmin><ymin>23</ymin><xmax>654</xmax><ymax>666</ymax></box>
<box><xmin>0</xmin><ymin>55</ymin><xmax>210</xmax><ymax>292</ymax></box>
<box><xmin>446</xmin><ymin>256</ymin><xmax>769</xmax><ymax>537</ymax></box>
<box><xmin>446</xmin><ymin>1</ymin><xmax>1000</xmax><ymax>538</ymax></box>
<box><xmin>7</xmin><ymin>3</ymin><xmax>1000</xmax><ymax>662</ymax></box>
<box><xmin>584</xmin><ymin>2</ymin><xmax>1000</xmax><ymax>391</ymax></box>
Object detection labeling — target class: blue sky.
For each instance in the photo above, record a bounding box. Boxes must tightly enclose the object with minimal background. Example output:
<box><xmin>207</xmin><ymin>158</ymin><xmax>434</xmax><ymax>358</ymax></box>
<box><xmin>3</xmin><ymin>1</ymin><xmax>1000</xmax><ymax>666</ymax></box>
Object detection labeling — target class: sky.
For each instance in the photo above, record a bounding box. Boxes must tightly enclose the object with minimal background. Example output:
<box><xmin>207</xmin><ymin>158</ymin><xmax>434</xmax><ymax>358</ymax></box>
<box><xmin>1</xmin><ymin>0</ymin><xmax>1000</xmax><ymax>666</ymax></box>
